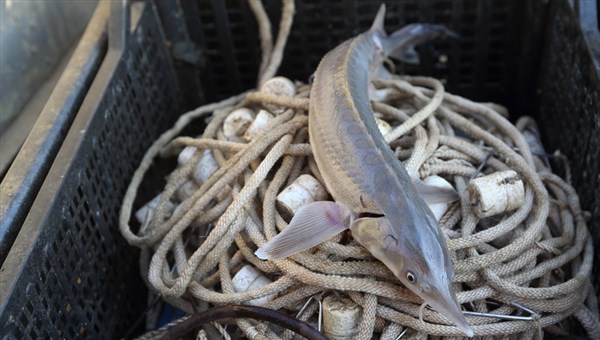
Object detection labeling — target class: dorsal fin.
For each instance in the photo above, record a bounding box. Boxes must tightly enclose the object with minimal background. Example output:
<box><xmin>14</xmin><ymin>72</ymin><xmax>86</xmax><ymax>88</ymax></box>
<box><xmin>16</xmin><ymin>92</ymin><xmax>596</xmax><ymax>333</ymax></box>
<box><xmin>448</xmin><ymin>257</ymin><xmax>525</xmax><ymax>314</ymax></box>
<box><xmin>370</xmin><ymin>4</ymin><xmax>386</xmax><ymax>34</ymax></box>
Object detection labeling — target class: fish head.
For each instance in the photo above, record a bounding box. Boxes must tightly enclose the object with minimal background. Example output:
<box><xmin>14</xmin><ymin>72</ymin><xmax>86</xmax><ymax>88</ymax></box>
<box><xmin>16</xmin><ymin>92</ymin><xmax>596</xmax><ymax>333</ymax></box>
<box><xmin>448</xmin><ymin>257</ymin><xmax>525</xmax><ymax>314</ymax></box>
<box><xmin>401</xmin><ymin>257</ymin><xmax>474</xmax><ymax>338</ymax></box>
<box><xmin>350</xmin><ymin>216</ymin><xmax>474</xmax><ymax>337</ymax></box>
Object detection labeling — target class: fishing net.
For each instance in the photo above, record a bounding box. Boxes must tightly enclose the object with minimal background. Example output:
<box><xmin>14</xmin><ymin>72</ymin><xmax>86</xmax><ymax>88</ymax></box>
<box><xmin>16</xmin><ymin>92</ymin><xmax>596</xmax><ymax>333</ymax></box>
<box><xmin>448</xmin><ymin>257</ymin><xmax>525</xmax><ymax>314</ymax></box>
<box><xmin>119</xmin><ymin>0</ymin><xmax>599</xmax><ymax>338</ymax></box>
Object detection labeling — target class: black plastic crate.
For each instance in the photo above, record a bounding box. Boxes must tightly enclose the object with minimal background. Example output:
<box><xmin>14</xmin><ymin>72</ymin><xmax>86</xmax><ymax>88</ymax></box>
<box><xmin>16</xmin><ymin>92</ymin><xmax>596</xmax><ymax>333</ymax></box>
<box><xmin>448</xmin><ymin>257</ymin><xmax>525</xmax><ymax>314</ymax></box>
<box><xmin>0</xmin><ymin>1</ymin><xmax>183</xmax><ymax>338</ymax></box>
<box><xmin>1</xmin><ymin>0</ymin><xmax>598</xmax><ymax>338</ymax></box>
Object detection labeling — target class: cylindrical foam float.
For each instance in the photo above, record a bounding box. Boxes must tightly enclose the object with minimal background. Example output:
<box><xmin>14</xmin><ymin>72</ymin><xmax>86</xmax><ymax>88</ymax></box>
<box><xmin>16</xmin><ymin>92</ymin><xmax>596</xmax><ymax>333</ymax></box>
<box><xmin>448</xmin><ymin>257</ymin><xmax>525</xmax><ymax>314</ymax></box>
<box><xmin>231</xmin><ymin>264</ymin><xmax>275</xmax><ymax>306</ymax></box>
<box><xmin>322</xmin><ymin>295</ymin><xmax>362</xmax><ymax>340</ymax></box>
<box><xmin>223</xmin><ymin>108</ymin><xmax>254</xmax><ymax>141</ymax></box>
<box><xmin>260</xmin><ymin>76</ymin><xmax>296</xmax><ymax>114</ymax></box>
<box><xmin>177</xmin><ymin>146</ymin><xmax>219</xmax><ymax>185</ymax></box>
<box><xmin>276</xmin><ymin>174</ymin><xmax>328</xmax><ymax>217</ymax></box>
<box><xmin>468</xmin><ymin>170</ymin><xmax>525</xmax><ymax>218</ymax></box>
<box><xmin>244</xmin><ymin>109</ymin><xmax>274</xmax><ymax>141</ymax></box>
<box><xmin>135</xmin><ymin>194</ymin><xmax>176</xmax><ymax>224</ymax></box>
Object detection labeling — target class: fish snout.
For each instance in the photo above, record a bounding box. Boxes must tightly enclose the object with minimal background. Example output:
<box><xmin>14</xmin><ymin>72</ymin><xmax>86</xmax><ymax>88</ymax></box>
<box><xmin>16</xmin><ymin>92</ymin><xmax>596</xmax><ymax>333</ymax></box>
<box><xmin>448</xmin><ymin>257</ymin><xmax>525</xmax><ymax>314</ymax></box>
<box><xmin>420</xmin><ymin>283</ymin><xmax>474</xmax><ymax>337</ymax></box>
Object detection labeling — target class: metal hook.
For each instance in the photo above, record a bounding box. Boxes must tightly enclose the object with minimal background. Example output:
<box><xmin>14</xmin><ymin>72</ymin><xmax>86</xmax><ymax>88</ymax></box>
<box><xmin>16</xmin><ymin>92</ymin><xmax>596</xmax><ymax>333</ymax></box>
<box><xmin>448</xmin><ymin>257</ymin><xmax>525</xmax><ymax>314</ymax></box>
<box><xmin>463</xmin><ymin>310</ymin><xmax>535</xmax><ymax>321</ymax></box>
<box><xmin>509</xmin><ymin>301</ymin><xmax>539</xmax><ymax>318</ymax></box>
<box><xmin>395</xmin><ymin>327</ymin><xmax>409</xmax><ymax>340</ymax></box>
<box><xmin>317</xmin><ymin>298</ymin><xmax>323</xmax><ymax>332</ymax></box>
<box><xmin>296</xmin><ymin>296</ymin><xmax>315</xmax><ymax>318</ymax></box>
<box><xmin>297</xmin><ymin>294</ymin><xmax>324</xmax><ymax>332</ymax></box>
<box><xmin>462</xmin><ymin>300</ymin><xmax>539</xmax><ymax>321</ymax></box>
<box><xmin>469</xmin><ymin>149</ymin><xmax>495</xmax><ymax>180</ymax></box>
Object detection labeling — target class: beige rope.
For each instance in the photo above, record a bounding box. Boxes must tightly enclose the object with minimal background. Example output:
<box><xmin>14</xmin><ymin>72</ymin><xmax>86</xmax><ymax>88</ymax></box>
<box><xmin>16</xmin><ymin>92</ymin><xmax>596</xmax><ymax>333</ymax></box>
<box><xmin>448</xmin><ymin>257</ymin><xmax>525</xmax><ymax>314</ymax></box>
<box><xmin>121</xmin><ymin>74</ymin><xmax>598</xmax><ymax>338</ymax></box>
<box><xmin>120</xmin><ymin>1</ymin><xmax>598</xmax><ymax>339</ymax></box>
<box><xmin>247</xmin><ymin>0</ymin><xmax>272</xmax><ymax>81</ymax></box>
<box><xmin>248</xmin><ymin>0</ymin><xmax>295</xmax><ymax>88</ymax></box>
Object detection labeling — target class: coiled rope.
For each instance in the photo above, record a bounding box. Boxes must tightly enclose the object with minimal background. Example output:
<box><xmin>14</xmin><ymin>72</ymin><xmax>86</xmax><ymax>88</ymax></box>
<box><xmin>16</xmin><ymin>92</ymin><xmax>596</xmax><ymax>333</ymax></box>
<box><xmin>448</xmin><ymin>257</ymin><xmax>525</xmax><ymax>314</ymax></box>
<box><xmin>120</xmin><ymin>0</ymin><xmax>599</xmax><ymax>338</ymax></box>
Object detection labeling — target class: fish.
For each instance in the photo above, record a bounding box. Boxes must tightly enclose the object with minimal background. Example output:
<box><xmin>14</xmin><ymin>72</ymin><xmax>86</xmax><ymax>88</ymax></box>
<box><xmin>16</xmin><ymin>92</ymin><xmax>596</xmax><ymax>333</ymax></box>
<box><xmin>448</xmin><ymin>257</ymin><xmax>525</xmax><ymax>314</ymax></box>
<box><xmin>255</xmin><ymin>4</ymin><xmax>473</xmax><ymax>337</ymax></box>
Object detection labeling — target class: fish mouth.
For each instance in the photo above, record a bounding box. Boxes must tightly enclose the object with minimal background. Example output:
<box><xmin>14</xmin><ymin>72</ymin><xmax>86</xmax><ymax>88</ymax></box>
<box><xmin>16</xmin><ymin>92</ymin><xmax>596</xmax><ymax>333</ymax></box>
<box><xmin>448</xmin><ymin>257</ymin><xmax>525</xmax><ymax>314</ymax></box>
<box><xmin>419</xmin><ymin>286</ymin><xmax>474</xmax><ymax>337</ymax></box>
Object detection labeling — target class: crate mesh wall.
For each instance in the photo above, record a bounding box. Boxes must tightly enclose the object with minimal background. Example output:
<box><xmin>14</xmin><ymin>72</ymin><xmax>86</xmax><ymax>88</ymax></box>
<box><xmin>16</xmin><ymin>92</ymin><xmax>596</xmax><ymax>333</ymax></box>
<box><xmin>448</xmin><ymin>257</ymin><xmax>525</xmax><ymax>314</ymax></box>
<box><xmin>0</xmin><ymin>5</ymin><xmax>180</xmax><ymax>339</ymax></box>
<box><xmin>193</xmin><ymin>0</ymin><xmax>523</xmax><ymax>109</ymax></box>
<box><xmin>537</xmin><ymin>0</ymin><xmax>600</xmax><ymax>288</ymax></box>
<box><xmin>196</xmin><ymin>0</ymin><xmax>261</xmax><ymax>99</ymax></box>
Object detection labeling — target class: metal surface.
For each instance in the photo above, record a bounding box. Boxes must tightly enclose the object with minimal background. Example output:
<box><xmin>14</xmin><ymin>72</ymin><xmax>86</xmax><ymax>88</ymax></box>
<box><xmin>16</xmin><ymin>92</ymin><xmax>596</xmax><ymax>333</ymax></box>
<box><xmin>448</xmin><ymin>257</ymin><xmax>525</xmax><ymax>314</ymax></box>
<box><xmin>0</xmin><ymin>0</ymin><xmax>97</xmax><ymax>130</ymax></box>
<box><xmin>0</xmin><ymin>2</ymin><xmax>109</xmax><ymax>264</ymax></box>
<box><xmin>0</xmin><ymin>1</ymin><xmax>181</xmax><ymax>337</ymax></box>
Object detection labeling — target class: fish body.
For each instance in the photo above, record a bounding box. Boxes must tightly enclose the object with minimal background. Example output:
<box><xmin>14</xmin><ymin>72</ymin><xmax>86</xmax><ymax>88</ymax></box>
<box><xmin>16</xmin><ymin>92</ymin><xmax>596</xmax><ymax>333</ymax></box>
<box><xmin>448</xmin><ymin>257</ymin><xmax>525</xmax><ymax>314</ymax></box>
<box><xmin>309</xmin><ymin>25</ymin><xmax>429</xmax><ymax>217</ymax></box>
<box><xmin>256</xmin><ymin>5</ymin><xmax>473</xmax><ymax>337</ymax></box>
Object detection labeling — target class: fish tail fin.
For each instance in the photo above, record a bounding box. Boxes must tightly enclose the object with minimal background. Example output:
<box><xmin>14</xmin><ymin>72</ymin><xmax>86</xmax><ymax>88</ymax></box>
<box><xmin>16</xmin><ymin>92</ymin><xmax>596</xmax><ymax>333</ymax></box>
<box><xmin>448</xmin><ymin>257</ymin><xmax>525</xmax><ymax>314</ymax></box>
<box><xmin>385</xmin><ymin>24</ymin><xmax>459</xmax><ymax>64</ymax></box>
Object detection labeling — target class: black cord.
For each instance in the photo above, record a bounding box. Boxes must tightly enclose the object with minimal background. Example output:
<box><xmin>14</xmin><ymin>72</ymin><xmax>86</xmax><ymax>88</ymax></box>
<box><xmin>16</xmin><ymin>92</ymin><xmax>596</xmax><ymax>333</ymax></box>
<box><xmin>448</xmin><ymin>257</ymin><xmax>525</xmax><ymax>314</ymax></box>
<box><xmin>159</xmin><ymin>304</ymin><xmax>326</xmax><ymax>340</ymax></box>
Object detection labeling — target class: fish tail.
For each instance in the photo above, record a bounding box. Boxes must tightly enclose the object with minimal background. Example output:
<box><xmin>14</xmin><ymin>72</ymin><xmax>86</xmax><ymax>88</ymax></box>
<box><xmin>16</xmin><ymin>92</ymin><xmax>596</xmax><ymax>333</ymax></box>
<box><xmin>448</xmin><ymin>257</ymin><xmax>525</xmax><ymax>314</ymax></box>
<box><xmin>384</xmin><ymin>23</ymin><xmax>459</xmax><ymax>64</ymax></box>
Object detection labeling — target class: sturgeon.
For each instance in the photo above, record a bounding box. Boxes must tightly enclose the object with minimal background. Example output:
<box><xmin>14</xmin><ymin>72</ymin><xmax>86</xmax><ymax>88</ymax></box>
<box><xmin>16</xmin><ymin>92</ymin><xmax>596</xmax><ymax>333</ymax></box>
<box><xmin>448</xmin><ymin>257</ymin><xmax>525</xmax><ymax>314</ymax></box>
<box><xmin>256</xmin><ymin>5</ymin><xmax>473</xmax><ymax>337</ymax></box>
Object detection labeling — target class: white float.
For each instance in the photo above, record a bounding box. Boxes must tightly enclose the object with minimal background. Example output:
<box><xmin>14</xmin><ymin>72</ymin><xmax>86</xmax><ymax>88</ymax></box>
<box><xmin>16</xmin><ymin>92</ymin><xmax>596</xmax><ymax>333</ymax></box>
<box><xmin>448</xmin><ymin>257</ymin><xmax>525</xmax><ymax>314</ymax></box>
<box><xmin>468</xmin><ymin>170</ymin><xmax>525</xmax><ymax>218</ymax></box>
<box><xmin>276</xmin><ymin>174</ymin><xmax>328</xmax><ymax>217</ymax></box>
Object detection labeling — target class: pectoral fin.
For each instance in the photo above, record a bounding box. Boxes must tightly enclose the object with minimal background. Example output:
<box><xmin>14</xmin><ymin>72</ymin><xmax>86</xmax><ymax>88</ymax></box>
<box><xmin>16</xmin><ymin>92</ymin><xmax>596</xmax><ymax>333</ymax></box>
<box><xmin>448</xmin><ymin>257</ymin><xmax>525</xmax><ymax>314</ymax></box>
<box><xmin>412</xmin><ymin>176</ymin><xmax>459</xmax><ymax>204</ymax></box>
<box><xmin>255</xmin><ymin>201</ymin><xmax>353</xmax><ymax>260</ymax></box>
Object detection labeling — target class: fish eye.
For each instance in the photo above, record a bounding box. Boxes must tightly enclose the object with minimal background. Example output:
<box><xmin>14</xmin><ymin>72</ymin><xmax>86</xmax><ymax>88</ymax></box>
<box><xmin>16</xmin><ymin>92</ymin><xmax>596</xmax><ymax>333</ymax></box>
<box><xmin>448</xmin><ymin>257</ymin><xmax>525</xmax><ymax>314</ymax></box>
<box><xmin>406</xmin><ymin>271</ymin><xmax>416</xmax><ymax>283</ymax></box>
